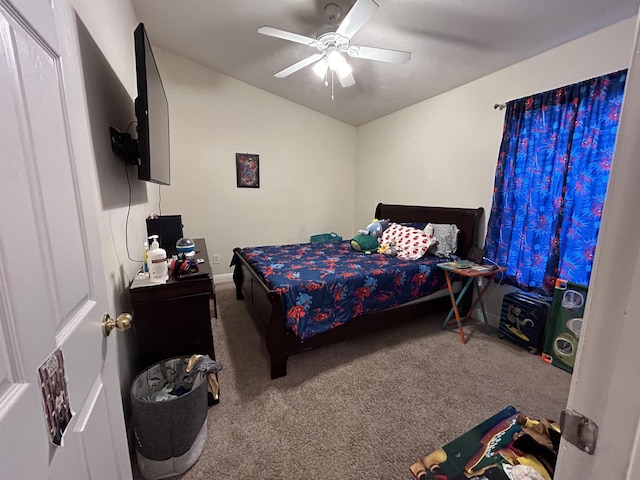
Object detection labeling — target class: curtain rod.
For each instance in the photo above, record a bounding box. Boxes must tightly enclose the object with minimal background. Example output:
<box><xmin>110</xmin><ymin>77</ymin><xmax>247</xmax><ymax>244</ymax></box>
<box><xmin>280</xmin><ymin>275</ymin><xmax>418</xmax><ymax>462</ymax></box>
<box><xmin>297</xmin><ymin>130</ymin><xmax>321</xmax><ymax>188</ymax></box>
<box><xmin>493</xmin><ymin>103</ymin><xmax>506</xmax><ymax>110</ymax></box>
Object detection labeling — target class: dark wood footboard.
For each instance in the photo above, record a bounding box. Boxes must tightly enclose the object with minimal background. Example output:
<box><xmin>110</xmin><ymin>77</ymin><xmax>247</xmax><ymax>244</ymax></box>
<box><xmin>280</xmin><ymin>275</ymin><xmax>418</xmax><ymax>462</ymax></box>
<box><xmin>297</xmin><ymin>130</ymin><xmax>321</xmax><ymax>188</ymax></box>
<box><xmin>232</xmin><ymin>252</ymin><xmax>292</xmax><ymax>378</ymax></box>
<box><xmin>233</xmin><ymin>203</ymin><xmax>484</xmax><ymax>379</ymax></box>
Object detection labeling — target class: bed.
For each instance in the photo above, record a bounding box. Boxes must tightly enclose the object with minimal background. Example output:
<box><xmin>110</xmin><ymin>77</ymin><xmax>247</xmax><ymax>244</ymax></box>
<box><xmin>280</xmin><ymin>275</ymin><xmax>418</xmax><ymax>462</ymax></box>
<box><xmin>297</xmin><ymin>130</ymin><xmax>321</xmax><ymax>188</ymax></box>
<box><xmin>231</xmin><ymin>203</ymin><xmax>484</xmax><ymax>379</ymax></box>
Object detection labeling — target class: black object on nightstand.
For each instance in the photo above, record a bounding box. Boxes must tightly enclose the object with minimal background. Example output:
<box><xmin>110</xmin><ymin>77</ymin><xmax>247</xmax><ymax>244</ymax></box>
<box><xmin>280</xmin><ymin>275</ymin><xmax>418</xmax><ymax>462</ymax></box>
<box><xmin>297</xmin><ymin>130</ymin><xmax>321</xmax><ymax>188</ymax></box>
<box><xmin>146</xmin><ymin>215</ymin><xmax>184</xmax><ymax>254</ymax></box>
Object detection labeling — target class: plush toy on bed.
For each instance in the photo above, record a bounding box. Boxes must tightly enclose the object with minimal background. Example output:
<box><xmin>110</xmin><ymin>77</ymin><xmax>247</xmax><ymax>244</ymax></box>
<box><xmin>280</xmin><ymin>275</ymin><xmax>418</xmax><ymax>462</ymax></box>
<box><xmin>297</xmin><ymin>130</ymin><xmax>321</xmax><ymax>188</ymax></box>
<box><xmin>351</xmin><ymin>218</ymin><xmax>392</xmax><ymax>254</ymax></box>
<box><xmin>350</xmin><ymin>234</ymin><xmax>381</xmax><ymax>254</ymax></box>
<box><xmin>377</xmin><ymin>242</ymin><xmax>398</xmax><ymax>256</ymax></box>
<box><xmin>358</xmin><ymin>218</ymin><xmax>390</xmax><ymax>237</ymax></box>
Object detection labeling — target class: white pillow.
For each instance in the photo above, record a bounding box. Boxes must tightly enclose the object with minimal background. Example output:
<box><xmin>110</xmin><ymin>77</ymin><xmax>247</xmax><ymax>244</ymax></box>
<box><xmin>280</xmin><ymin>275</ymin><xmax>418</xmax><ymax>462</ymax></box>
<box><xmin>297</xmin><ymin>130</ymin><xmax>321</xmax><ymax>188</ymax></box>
<box><xmin>424</xmin><ymin>223</ymin><xmax>460</xmax><ymax>257</ymax></box>
<box><xmin>381</xmin><ymin>223</ymin><xmax>437</xmax><ymax>260</ymax></box>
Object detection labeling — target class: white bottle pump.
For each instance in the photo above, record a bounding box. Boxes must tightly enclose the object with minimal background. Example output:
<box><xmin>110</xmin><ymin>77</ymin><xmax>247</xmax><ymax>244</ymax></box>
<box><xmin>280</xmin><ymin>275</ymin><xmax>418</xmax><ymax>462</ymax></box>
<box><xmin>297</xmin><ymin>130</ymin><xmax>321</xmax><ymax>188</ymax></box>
<box><xmin>147</xmin><ymin>235</ymin><xmax>168</xmax><ymax>283</ymax></box>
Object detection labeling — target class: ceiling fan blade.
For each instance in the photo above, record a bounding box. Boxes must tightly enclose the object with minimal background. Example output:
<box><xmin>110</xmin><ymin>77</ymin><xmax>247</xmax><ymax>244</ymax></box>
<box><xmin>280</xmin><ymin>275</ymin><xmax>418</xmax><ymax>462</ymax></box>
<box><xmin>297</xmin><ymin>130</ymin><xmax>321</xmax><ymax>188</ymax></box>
<box><xmin>258</xmin><ymin>26</ymin><xmax>317</xmax><ymax>46</ymax></box>
<box><xmin>274</xmin><ymin>53</ymin><xmax>325</xmax><ymax>78</ymax></box>
<box><xmin>347</xmin><ymin>45</ymin><xmax>411</xmax><ymax>64</ymax></box>
<box><xmin>336</xmin><ymin>0</ymin><xmax>378</xmax><ymax>39</ymax></box>
<box><xmin>338</xmin><ymin>72</ymin><xmax>355</xmax><ymax>88</ymax></box>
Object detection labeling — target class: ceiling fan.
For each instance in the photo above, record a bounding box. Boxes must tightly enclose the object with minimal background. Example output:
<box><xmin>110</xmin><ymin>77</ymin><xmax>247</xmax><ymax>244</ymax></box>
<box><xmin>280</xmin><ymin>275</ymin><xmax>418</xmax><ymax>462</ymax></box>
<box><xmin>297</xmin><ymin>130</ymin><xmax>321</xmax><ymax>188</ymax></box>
<box><xmin>258</xmin><ymin>0</ymin><xmax>411</xmax><ymax>90</ymax></box>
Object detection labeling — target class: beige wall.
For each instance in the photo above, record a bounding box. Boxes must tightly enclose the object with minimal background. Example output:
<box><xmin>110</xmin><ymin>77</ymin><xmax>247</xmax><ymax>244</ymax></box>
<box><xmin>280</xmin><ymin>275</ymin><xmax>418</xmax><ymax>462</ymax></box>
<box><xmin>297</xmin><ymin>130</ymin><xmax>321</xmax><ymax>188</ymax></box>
<box><xmin>355</xmin><ymin>18</ymin><xmax>636</xmax><ymax>326</ymax></box>
<box><xmin>356</xmin><ymin>17</ymin><xmax>636</xmax><ymax>234</ymax></box>
<box><xmin>69</xmin><ymin>0</ymin><xmax>159</xmax><ymax>409</ymax></box>
<box><xmin>153</xmin><ymin>49</ymin><xmax>357</xmax><ymax>275</ymax></box>
<box><xmin>152</xmin><ymin>18</ymin><xmax>635</xmax><ymax>283</ymax></box>
<box><xmin>70</xmin><ymin>0</ymin><xmax>159</xmax><ymax>297</ymax></box>
<box><xmin>69</xmin><ymin>10</ymin><xmax>635</xmax><ymax>327</ymax></box>
<box><xmin>70</xmin><ymin>0</ymin><xmax>137</xmax><ymax>98</ymax></box>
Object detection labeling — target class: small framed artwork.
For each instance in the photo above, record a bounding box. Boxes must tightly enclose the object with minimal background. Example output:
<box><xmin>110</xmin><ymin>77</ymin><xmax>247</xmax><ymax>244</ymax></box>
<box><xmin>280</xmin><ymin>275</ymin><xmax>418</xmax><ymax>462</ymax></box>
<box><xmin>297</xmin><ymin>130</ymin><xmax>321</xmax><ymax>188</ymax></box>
<box><xmin>236</xmin><ymin>153</ymin><xmax>260</xmax><ymax>188</ymax></box>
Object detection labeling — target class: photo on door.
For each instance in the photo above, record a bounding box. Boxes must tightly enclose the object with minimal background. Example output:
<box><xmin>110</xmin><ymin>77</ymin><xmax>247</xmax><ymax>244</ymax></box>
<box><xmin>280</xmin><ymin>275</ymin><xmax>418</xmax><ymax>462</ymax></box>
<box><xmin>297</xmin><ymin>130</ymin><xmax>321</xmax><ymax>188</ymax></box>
<box><xmin>37</xmin><ymin>349</ymin><xmax>74</xmax><ymax>446</ymax></box>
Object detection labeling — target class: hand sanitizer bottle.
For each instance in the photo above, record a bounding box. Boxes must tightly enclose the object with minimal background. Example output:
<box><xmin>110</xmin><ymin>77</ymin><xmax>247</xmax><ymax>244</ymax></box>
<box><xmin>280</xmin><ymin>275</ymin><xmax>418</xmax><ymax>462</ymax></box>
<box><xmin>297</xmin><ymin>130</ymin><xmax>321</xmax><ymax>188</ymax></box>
<box><xmin>147</xmin><ymin>235</ymin><xmax>168</xmax><ymax>283</ymax></box>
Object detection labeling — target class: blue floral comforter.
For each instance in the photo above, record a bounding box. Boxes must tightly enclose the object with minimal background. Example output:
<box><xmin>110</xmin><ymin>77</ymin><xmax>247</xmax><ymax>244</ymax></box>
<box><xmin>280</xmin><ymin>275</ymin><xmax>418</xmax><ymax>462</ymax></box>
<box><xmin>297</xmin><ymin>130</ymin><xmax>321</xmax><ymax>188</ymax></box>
<box><xmin>234</xmin><ymin>241</ymin><xmax>450</xmax><ymax>341</ymax></box>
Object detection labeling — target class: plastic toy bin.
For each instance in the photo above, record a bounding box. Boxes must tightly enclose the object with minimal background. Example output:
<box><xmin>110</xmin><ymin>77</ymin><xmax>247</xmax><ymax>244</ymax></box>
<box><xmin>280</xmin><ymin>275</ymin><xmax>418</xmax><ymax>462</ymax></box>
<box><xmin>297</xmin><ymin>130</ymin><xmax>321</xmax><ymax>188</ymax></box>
<box><xmin>310</xmin><ymin>232</ymin><xmax>342</xmax><ymax>242</ymax></box>
<box><xmin>131</xmin><ymin>356</ymin><xmax>208</xmax><ymax>479</ymax></box>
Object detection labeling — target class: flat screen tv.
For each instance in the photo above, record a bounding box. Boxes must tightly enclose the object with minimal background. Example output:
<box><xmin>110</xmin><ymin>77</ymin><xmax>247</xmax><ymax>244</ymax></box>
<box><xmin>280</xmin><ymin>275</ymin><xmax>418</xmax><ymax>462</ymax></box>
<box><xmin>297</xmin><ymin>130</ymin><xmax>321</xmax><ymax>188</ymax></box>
<box><xmin>134</xmin><ymin>23</ymin><xmax>170</xmax><ymax>185</ymax></box>
<box><xmin>110</xmin><ymin>23</ymin><xmax>170</xmax><ymax>185</ymax></box>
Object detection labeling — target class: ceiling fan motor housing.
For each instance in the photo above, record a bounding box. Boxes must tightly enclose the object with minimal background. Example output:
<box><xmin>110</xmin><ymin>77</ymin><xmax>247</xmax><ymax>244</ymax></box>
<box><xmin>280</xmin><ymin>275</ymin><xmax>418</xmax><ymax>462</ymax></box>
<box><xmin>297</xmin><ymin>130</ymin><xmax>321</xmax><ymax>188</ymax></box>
<box><xmin>324</xmin><ymin>3</ymin><xmax>342</xmax><ymax>24</ymax></box>
<box><xmin>316</xmin><ymin>32</ymin><xmax>350</xmax><ymax>53</ymax></box>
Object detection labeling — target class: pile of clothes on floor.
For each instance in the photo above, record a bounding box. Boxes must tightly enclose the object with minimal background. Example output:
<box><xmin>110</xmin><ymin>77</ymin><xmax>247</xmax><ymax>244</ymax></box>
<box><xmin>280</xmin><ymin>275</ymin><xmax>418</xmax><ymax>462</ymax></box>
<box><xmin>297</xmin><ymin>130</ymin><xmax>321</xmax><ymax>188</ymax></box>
<box><xmin>410</xmin><ymin>405</ymin><xmax>561</xmax><ymax>480</ymax></box>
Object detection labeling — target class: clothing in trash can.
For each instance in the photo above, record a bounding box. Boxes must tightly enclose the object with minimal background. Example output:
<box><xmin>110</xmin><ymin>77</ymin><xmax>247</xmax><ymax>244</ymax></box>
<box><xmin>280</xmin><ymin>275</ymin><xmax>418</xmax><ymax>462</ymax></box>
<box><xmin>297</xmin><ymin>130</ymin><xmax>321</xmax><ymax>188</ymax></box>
<box><xmin>186</xmin><ymin>354</ymin><xmax>222</xmax><ymax>402</ymax></box>
<box><xmin>131</xmin><ymin>355</ymin><xmax>222</xmax><ymax>480</ymax></box>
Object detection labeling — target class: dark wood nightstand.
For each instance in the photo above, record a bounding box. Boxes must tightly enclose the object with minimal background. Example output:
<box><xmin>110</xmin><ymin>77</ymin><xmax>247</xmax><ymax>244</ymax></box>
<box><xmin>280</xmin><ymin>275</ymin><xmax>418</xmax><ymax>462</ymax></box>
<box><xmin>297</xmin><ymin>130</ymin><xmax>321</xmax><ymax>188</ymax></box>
<box><xmin>129</xmin><ymin>238</ymin><xmax>219</xmax><ymax>401</ymax></box>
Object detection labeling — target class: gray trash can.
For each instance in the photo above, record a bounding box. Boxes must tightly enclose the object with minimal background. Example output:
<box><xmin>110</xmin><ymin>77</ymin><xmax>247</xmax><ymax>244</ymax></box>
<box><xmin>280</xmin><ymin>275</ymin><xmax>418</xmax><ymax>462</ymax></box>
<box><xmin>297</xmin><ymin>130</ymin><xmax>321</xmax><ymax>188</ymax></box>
<box><xmin>131</xmin><ymin>356</ymin><xmax>208</xmax><ymax>480</ymax></box>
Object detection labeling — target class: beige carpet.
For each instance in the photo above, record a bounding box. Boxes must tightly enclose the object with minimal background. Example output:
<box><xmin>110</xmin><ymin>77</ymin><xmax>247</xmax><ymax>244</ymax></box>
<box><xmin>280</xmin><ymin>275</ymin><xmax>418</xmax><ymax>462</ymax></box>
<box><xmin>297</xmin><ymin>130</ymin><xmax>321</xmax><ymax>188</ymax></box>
<box><xmin>133</xmin><ymin>281</ymin><xmax>571</xmax><ymax>480</ymax></box>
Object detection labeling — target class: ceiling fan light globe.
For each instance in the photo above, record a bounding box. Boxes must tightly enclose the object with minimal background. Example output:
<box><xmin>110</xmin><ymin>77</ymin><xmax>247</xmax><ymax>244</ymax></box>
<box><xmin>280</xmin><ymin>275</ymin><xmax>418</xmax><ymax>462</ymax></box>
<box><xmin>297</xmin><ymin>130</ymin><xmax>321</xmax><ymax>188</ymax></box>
<box><xmin>327</xmin><ymin>49</ymin><xmax>344</xmax><ymax>71</ymax></box>
<box><xmin>337</xmin><ymin>61</ymin><xmax>352</xmax><ymax>79</ymax></box>
<box><xmin>338</xmin><ymin>72</ymin><xmax>356</xmax><ymax>88</ymax></box>
<box><xmin>312</xmin><ymin>58</ymin><xmax>328</xmax><ymax>79</ymax></box>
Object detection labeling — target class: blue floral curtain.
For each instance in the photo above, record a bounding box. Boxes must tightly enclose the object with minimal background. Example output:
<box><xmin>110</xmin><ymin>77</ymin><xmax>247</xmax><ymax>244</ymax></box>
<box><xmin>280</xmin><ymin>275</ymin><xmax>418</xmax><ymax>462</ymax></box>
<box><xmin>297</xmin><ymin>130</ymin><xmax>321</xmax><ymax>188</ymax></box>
<box><xmin>484</xmin><ymin>69</ymin><xmax>627</xmax><ymax>293</ymax></box>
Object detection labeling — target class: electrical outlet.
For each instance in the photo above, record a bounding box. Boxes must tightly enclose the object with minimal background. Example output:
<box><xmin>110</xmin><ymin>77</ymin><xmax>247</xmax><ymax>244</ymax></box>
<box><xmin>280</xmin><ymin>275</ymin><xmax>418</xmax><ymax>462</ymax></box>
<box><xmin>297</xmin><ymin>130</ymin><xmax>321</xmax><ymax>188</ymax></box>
<box><xmin>212</xmin><ymin>254</ymin><xmax>220</xmax><ymax>264</ymax></box>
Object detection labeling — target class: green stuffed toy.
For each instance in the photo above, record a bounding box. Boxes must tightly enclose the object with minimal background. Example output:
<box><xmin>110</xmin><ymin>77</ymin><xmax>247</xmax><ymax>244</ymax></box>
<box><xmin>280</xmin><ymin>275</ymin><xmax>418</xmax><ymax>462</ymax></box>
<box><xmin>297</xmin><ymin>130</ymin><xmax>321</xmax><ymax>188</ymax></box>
<box><xmin>351</xmin><ymin>218</ymin><xmax>392</xmax><ymax>254</ymax></box>
<box><xmin>350</xmin><ymin>234</ymin><xmax>381</xmax><ymax>254</ymax></box>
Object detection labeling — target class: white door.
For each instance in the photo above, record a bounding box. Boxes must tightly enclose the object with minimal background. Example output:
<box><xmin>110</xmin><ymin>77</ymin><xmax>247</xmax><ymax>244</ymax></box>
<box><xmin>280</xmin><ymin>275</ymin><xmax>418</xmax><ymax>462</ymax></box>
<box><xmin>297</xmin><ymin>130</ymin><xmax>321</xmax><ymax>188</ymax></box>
<box><xmin>0</xmin><ymin>0</ymin><xmax>131</xmax><ymax>478</ymax></box>
<box><xmin>553</xmin><ymin>10</ymin><xmax>640</xmax><ymax>480</ymax></box>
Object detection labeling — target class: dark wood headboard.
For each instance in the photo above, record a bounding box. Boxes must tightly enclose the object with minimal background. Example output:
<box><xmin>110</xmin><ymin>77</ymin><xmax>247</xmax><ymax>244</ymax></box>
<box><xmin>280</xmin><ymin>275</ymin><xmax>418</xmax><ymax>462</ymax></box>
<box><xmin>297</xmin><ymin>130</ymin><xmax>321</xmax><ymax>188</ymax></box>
<box><xmin>374</xmin><ymin>203</ymin><xmax>484</xmax><ymax>258</ymax></box>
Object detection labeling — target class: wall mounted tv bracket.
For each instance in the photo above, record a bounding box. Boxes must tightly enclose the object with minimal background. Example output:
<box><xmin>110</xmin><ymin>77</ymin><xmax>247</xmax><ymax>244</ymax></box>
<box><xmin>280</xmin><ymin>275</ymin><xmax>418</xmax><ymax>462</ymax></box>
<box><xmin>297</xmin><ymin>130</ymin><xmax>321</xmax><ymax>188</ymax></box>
<box><xmin>109</xmin><ymin>126</ymin><xmax>139</xmax><ymax>166</ymax></box>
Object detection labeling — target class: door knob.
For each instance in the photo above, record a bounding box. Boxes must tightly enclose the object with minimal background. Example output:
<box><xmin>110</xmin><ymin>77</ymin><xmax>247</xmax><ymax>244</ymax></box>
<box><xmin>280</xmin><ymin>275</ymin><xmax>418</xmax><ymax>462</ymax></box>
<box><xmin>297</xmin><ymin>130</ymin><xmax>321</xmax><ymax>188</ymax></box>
<box><xmin>102</xmin><ymin>313</ymin><xmax>133</xmax><ymax>337</ymax></box>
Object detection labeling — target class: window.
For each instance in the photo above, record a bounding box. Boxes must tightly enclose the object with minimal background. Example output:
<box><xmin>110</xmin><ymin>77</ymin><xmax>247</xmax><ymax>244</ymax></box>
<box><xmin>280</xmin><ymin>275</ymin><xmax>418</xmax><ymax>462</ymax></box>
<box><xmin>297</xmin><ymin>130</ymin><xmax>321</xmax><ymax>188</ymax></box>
<box><xmin>484</xmin><ymin>70</ymin><xmax>626</xmax><ymax>293</ymax></box>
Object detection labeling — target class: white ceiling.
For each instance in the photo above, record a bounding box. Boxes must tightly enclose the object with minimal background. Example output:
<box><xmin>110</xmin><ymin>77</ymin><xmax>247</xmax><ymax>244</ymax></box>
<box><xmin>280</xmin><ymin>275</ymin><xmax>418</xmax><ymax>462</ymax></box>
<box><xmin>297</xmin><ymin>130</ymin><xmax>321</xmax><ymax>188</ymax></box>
<box><xmin>132</xmin><ymin>0</ymin><xmax>639</xmax><ymax>126</ymax></box>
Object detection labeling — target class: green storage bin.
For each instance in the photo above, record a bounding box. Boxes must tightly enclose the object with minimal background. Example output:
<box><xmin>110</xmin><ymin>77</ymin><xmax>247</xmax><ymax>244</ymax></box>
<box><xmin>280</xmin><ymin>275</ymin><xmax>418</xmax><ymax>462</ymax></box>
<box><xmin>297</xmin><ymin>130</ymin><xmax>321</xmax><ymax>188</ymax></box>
<box><xmin>542</xmin><ymin>279</ymin><xmax>588</xmax><ymax>373</ymax></box>
<box><xmin>310</xmin><ymin>232</ymin><xmax>342</xmax><ymax>243</ymax></box>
